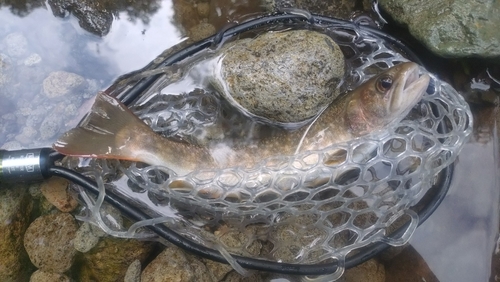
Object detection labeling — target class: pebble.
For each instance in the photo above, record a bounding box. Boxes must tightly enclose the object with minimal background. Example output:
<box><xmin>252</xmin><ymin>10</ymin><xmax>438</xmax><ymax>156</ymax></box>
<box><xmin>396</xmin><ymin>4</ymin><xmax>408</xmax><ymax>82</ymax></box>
<box><xmin>23</xmin><ymin>212</ymin><xmax>78</xmax><ymax>273</ymax></box>
<box><xmin>124</xmin><ymin>259</ymin><xmax>142</xmax><ymax>282</ymax></box>
<box><xmin>73</xmin><ymin>222</ymin><xmax>101</xmax><ymax>253</ymax></box>
<box><xmin>77</xmin><ymin>237</ymin><xmax>155</xmax><ymax>281</ymax></box>
<box><xmin>42</xmin><ymin>71</ymin><xmax>86</xmax><ymax>98</ymax></box>
<box><xmin>30</xmin><ymin>269</ymin><xmax>71</xmax><ymax>282</ymax></box>
<box><xmin>14</xmin><ymin>126</ymin><xmax>38</xmax><ymax>145</ymax></box>
<box><xmin>141</xmin><ymin>246</ymin><xmax>216</xmax><ymax>282</ymax></box>
<box><xmin>344</xmin><ymin>259</ymin><xmax>385</xmax><ymax>282</ymax></box>
<box><xmin>23</xmin><ymin>53</ymin><xmax>42</xmax><ymax>66</ymax></box>
<box><xmin>189</xmin><ymin>22</ymin><xmax>216</xmax><ymax>41</ymax></box>
<box><xmin>0</xmin><ymin>184</ymin><xmax>33</xmax><ymax>281</ymax></box>
<box><xmin>39</xmin><ymin>114</ymin><xmax>63</xmax><ymax>140</ymax></box>
<box><xmin>40</xmin><ymin>177</ymin><xmax>78</xmax><ymax>212</ymax></box>
<box><xmin>3</xmin><ymin>32</ymin><xmax>28</xmax><ymax>58</ymax></box>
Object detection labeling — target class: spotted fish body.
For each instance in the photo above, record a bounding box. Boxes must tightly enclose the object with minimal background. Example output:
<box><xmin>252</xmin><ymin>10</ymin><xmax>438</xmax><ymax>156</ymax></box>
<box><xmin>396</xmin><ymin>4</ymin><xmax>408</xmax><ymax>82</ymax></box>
<box><xmin>54</xmin><ymin>62</ymin><xmax>430</xmax><ymax>176</ymax></box>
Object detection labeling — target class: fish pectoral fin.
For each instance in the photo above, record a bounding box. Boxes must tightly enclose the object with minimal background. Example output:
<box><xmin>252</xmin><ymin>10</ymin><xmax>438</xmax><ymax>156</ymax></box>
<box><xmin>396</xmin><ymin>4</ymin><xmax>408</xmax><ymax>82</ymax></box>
<box><xmin>346</xmin><ymin>99</ymin><xmax>370</xmax><ymax>136</ymax></box>
<box><xmin>53</xmin><ymin>92</ymin><xmax>151</xmax><ymax>161</ymax></box>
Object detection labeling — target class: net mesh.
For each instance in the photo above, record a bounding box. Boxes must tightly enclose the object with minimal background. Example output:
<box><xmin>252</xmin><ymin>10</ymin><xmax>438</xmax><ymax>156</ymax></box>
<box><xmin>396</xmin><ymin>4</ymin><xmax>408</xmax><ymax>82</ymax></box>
<box><xmin>66</xmin><ymin>22</ymin><xmax>472</xmax><ymax>274</ymax></box>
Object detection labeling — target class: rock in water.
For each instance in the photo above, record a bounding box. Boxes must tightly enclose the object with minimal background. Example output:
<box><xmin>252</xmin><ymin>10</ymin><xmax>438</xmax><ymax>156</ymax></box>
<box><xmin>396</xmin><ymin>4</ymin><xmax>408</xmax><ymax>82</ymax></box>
<box><xmin>0</xmin><ymin>184</ymin><xmax>33</xmax><ymax>281</ymax></box>
<box><xmin>214</xmin><ymin>29</ymin><xmax>345</xmax><ymax>125</ymax></box>
<box><xmin>23</xmin><ymin>213</ymin><xmax>78</xmax><ymax>273</ymax></box>
<box><xmin>379</xmin><ymin>0</ymin><xmax>500</xmax><ymax>58</ymax></box>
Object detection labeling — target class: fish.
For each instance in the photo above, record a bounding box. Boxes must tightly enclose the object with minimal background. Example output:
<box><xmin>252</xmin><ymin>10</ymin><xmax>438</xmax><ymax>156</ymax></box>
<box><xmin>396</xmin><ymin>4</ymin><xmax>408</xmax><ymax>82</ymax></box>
<box><xmin>53</xmin><ymin>62</ymin><xmax>430</xmax><ymax>176</ymax></box>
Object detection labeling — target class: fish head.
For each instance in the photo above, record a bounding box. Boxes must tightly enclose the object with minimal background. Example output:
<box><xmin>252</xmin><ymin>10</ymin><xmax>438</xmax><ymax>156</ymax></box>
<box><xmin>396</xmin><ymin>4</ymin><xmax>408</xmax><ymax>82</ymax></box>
<box><xmin>347</xmin><ymin>62</ymin><xmax>430</xmax><ymax>135</ymax></box>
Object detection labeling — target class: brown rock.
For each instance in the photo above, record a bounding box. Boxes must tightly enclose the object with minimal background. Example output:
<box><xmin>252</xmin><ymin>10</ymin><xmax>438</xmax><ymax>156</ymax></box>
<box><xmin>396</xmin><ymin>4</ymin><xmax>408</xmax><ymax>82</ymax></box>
<box><xmin>77</xmin><ymin>236</ymin><xmax>155</xmax><ymax>281</ymax></box>
<box><xmin>222</xmin><ymin>271</ymin><xmax>267</xmax><ymax>282</ymax></box>
<box><xmin>0</xmin><ymin>184</ymin><xmax>34</xmax><ymax>281</ymax></box>
<box><xmin>40</xmin><ymin>177</ymin><xmax>78</xmax><ymax>212</ymax></box>
<box><xmin>202</xmin><ymin>258</ymin><xmax>233</xmax><ymax>281</ymax></box>
<box><xmin>124</xmin><ymin>259</ymin><xmax>142</xmax><ymax>282</ymax></box>
<box><xmin>196</xmin><ymin>2</ymin><xmax>210</xmax><ymax>17</ymax></box>
<box><xmin>384</xmin><ymin>245</ymin><xmax>439</xmax><ymax>282</ymax></box>
<box><xmin>30</xmin><ymin>269</ymin><xmax>71</xmax><ymax>282</ymax></box>
<box><xmin>189</xmin><ymin>22</ymin><xmax>216</xmax><ymax>41</ymax></box>
<box><xmin>23</xmin><ymin>212</ymin><xmax>78</xmax><ymax>273</ymax></box>
<box><xmin>344</xmin><ymin>259</ymin><xmax>385</xmax><ymax>282</ymax></box>
<box><xmin>141</xmin><ymin>247</ymin><xmax>216</xmax><ymax>282</ymax></box>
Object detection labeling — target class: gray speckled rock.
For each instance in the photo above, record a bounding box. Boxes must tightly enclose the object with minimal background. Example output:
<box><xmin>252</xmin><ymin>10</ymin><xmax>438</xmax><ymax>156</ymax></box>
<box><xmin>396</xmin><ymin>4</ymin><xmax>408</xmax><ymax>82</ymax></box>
<box><xmin>77</xmin><ymin>237</ymin><xmax>155</xmax><ymax>281</ymax></box>
<box><xmin>39</xmin><ymin>114</ymin><xmax>63</xmax><ymax>140</ymax></box>
<box><xmin>213</xmin><ymin>29</ymin><xmax>345</xmax><ymax>125</ymax></box>
<box><xmin>73</xmin><ymin>222</ymin><xmax>100</xmax><ymax>253</ymax></box>
<box><xmin>42</xmin><ymin>71</ymin><xmax>87</xmax><ymax>98</ymax></box>
<box><xmin>23</xmin><ymin>212</ymin><xmax>78</xmax><ymax>273</ymax></box>
<box><xmin>124</xmin><ymin>259</ymin><xmax>142</xmax><ymax>282</ymax></box>
<box><xmin>0</xmin><ymin>184</ymin><xmax>34</xmax><ymax>281</ymax></box>
<box><xmin>380</xmin><ymin>0</ymin><xmax>500</xmax><ymax>58</ymax></box>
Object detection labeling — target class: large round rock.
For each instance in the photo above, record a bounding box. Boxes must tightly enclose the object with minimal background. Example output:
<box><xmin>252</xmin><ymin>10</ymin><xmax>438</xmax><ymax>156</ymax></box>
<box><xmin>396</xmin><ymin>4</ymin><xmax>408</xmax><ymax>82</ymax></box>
<box><xmin>23</xmin><ymin>212</ymin><xmax>78</xmax><ymax>273</ymax></box>
<box><xmin>216</xmin><ymin>29</ymin><xmax>345</xmax><ymax>124</ymax></box>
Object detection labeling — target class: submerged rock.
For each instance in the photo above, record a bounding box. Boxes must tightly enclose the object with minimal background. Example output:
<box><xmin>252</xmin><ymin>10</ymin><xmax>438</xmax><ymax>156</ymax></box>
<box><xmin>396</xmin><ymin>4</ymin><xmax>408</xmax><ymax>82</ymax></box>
<box><xmin>77</xmin><ymin>236</ymin><xmax>155</xmax><ymax>281</ymax></box>
<box><xmin>214</xmin><ymin>29</ymin><xmax>345</xmax><ymax>124</ymax></box>
<box><xmin>42</xmin><ymin>71</ymin><xmax>87</xmax><ymax>99</ymax></box>
<box><xmin>0</xmin><ymin>184</ymin><xmax>34</xmax><ymax>281</ymax></box>
<box><xmin>380</xmin><ymin>0</ymin><xmax>500</xmax><ymax>58</ymax></box>
<box><xmin>124</xmin><ymin>259</ymin><xmax>142</xmax><ymax>282</ymax></box>
<box><xmin>141</xmin><ymin>246</ymin><xmax>217</xmax><ymax>282</ymax></box>
<box><xmin>39</xmin><ymin>177</ymin><xmax>78</xmax><ymax>212</ymax></box>
<box><xmin>344</xmin><ymin>259</ymin><xmax>385</xmax><ymax>282</ymax></box>
<box><xmin>2</xmin><ymin>32</ymin><xmax>29</xmax><ymax>58</ymax></box>
<box><xmin>30</xmin><ymin>270</ymin><xmax>71</xmax><ymax>282</ymax></box>
<box><xmin>23</xmin><ymin>212</ymin><xmax>78</xmax><ymax>273</ymax></box>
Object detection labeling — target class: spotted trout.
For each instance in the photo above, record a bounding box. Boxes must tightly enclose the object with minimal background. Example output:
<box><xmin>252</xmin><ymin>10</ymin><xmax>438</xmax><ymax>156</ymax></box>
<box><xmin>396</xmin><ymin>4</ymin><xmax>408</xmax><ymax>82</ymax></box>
<box><xmin>53</xmin><ymin>62</ymin><xmax>430</xmax><ymax>176</ymax></box>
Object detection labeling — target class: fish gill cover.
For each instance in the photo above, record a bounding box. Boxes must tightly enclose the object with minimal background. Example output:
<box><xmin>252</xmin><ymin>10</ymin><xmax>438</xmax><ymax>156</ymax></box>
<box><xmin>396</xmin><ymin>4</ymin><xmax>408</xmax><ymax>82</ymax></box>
<box><xmin>62</xmin><ymin>20</ymin><xmax>472</xmax><ymax>280</ymax></box>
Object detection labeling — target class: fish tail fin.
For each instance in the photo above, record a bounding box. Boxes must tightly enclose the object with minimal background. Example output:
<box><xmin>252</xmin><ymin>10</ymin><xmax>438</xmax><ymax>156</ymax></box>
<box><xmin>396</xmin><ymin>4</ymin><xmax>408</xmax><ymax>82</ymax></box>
<box><xmin>53</xmin><ymin>92</ymin><xmax>152</xmax><ymax>162</ymax></box>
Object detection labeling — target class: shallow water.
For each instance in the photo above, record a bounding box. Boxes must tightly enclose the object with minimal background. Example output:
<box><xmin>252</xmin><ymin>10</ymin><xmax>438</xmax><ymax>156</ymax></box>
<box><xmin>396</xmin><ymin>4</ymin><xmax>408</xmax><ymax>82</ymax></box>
<box><xmin>0</xmin><ymin>0</ymin><xmax>499</xmax><ymax>281</ymax></box>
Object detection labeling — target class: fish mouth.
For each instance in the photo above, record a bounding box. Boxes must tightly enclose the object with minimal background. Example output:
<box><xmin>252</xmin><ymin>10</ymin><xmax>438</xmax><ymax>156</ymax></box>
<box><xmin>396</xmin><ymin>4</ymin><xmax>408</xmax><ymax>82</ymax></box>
<box><xmin>390</xmin><ymin>63</ymin><xmax>430</xmax><ymax>114</ymax></box>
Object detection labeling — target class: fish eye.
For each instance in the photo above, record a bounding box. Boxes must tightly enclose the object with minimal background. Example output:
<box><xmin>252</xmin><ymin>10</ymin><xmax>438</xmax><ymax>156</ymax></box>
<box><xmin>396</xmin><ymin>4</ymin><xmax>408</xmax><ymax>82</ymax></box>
<box><xmin>376</xmin><ymin>76</ymin><xmax>393</xmax><ymax>92</ymax></box>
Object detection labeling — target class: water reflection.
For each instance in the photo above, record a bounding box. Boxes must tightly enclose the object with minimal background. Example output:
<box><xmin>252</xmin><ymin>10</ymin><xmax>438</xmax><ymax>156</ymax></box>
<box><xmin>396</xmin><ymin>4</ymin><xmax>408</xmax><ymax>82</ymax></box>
<box><xmin>0</xmin><ymin>0</ymin><xmax>182</xmax><ymax>149</ymax></box>
<box><xmin>409</xmin><ymin>106</ymin><xmax>499</xmax><ymax>282</ymax></box>
<box><xmin>0</xmin><ymin>0</ymin><xmax>45</xmax><ymax>17</ymax></box>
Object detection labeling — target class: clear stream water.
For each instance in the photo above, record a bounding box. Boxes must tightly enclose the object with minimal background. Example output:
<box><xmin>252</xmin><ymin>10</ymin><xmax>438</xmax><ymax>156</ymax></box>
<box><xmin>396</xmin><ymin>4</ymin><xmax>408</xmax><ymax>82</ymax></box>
<box><xmin>0</xmin><ymin>1</ymin><xmax>498</xmax><ymax>281</ymax></box>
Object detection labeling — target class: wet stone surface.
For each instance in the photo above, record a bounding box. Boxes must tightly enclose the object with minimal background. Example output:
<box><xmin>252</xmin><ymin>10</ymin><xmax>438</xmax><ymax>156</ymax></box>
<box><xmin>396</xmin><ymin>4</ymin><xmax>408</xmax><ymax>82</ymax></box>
<box><xmin>77</xmin><ymin>236</ymin><xmax>155</xmax><ymax>281</ymax></box>
<box><xmin>214</xmin><ymin>29</ymin><xmax>345</xmax><ymax>124</ymax></box>
<box><xmin>30</xmin><ymin>269</ymin><xmax>71</xmax><ymax>282</ymax></box>
<box><xmin>380</xmin><ymin>0</ymin><xmax>500</xmax><ymax>58</ymax></box>
<box><xmin>141</xmin><ymin>246</ymin><xmax>217</xmax><ymax>282</ymax></box>
<box><xmin>23</xmin><ymin>212</ymin><xmax>78</xmax><ymax>273</ymax></box>
<box><xmin>0</xmin><ymin>184</ymin><xmax>34</xmax><ymax>281</ymax></box>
